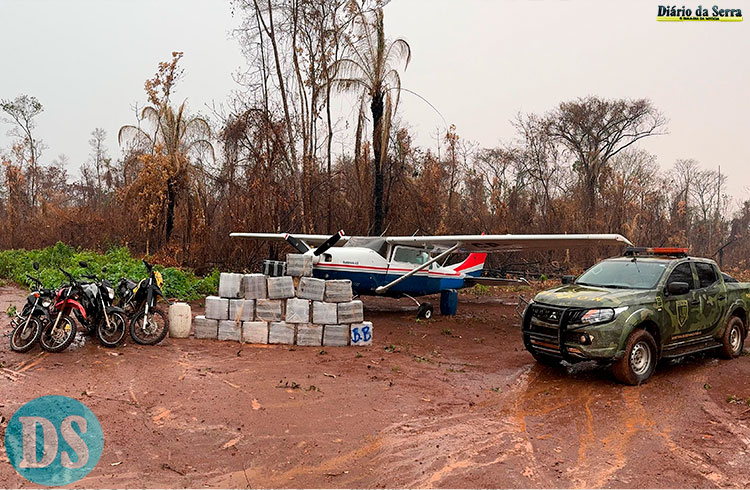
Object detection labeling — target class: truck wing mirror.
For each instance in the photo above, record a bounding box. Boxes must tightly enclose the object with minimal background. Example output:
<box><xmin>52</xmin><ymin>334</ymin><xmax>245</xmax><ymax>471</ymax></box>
<box><xmin>561</xmin><ymin>275</ymin><xmax>576</xmax><ymax>285</ymax></box>
<box><xmin>667</xmin><ymin>281</ymin><xmax>690</xmax><ymax>295</ymax></box>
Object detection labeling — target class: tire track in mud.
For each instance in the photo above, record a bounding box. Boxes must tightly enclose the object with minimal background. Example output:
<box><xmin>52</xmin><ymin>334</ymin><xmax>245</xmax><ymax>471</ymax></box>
<box><xmin>362</xmin><ymin>365</ymin><xmax>552</xmax><ymax>488</ymax></box>
<box><xmin>368</xmin><ymin>357</ymin><xmax>750</xmax><ymax>489</ymax></box>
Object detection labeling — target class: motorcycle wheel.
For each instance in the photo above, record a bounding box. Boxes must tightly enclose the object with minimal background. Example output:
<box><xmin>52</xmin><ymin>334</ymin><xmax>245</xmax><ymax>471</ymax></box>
<box><xmin>10</xmin><ymin>317</ymin><xmax>43</xmax><ymax>353</ymax></box>
<box><xmin>97</xmin><ymin>312</ymin><xmax>127</xmax><ymax>348</ymax></box>
<box><xmin>129</xmin><ymin>309</ymin><xmax>168</xmax><ymax>345</ymax></box>
<box><xmin>40</xmin><ymin>315</ymin><xmax>77</xmax><ymax>353</ymax></box>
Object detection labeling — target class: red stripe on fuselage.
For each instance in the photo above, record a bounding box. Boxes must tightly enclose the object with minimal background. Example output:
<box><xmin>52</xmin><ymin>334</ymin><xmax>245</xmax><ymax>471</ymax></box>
<box><xmin>316</xmin><ymin>262</ymin><xmax>461</xmax><ymax>277</ymax></box>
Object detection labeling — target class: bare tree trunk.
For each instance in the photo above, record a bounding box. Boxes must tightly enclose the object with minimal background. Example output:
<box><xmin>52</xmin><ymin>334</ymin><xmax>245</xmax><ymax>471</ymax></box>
<box><xmin>371</xmin><ymin>91</ymin><xmax>385</xmax><ymax>235</ymax></box>
<box><xmin>254</xmin><ymin>0</ymin><xmax>299</xmax><ymax>175</ymax></box>
<box><xmin>165</xmin><ymin>178</ymin><xmax>176</xmax><ymax>243</ymax></box>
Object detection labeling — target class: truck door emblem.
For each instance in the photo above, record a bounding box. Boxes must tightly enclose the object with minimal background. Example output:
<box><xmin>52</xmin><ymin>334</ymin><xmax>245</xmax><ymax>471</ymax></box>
<box><xmin>676</xmin><ymin>299</ymin><xmax>688</xmax><ymax>327</ymax></box>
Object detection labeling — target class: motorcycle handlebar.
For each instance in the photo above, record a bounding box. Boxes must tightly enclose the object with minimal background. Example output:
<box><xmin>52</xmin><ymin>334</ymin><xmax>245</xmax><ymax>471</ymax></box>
<box><xmin>25</xmin><ymin>273</ymin><xmax>42</xmax><ymax>285</ymax></box>
<box><xmin>143</xmin><ymin>259</ymin><xmax>153</xmax><ymax>272</ymax></box>
<box><xmin>58</xmin><ymin>268</ymin><xmax>77</xmax><ymax>285</ymax></box>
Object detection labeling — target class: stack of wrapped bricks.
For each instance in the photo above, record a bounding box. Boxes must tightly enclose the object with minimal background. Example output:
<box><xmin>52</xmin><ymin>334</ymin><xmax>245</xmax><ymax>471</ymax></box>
<box><xmin>193</xmin><ymin>254</ymin><xmax>373</xmax><ymax>347</ymax></box>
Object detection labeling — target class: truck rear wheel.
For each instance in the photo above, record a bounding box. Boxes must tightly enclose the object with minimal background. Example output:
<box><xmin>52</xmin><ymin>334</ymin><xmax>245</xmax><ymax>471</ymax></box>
<box><xmin>612</xmin><ymin>329</ymin><xmax>657</xmax><ymax>385</ymax></box>
<box><xmin>719</xmin><ymin>315</ymin><xmax>745</xmax><ymax>359</ymax></box>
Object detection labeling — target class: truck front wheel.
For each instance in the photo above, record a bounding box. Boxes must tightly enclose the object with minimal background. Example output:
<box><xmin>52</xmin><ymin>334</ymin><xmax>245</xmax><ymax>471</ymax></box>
<box><xmin>612</xmin><ymin>329</ymin><xmax>657</xmax><ymax>385</ymax></box>
<box><xmin>719</xmin><ymin>315</ymin><xmax>745</xmax><ymax>359</ymax></box>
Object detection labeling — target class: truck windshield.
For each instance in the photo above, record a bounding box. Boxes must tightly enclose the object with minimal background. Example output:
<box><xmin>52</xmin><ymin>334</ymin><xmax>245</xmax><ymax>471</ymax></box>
<box><xmin>576</xmin><ymin>260</ymin><xmax>668</xmax><ymax>289</ymax></box>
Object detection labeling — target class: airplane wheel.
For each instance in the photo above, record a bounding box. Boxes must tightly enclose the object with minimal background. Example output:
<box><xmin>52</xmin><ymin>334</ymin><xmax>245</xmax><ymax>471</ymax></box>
<box><xmin>417</xmin><ymin>303</ymin><xmax>434</xmax><ymax>320</ymax></box>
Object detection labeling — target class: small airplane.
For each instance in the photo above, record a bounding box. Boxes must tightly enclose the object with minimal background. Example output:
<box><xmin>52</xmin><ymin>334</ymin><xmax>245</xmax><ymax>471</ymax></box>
<box><xmin>230</xmin><ymin>230</ymin><xmax>633</xmax><ymax>318</ymax></box>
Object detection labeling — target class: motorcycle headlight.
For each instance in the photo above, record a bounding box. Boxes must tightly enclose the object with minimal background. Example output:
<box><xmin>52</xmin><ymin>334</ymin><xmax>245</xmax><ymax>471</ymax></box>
<box><xmin>578</xmin><ymin>307</ymin><xmax>628</xmax><ymax>325</ymax></box>
<box><xmin>107</xmin><ymin>287</ymin><xmax>115</xmax><ymax>300</ymax></box>
<box><xmin>41</xmin><ymin>300</ymin><xmax>51</xmax><ymax>308</ymax></box>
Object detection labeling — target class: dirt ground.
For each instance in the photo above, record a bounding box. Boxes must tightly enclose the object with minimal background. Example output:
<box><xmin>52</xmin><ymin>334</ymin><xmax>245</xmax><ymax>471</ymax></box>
<box><xmin>1</xmin><ymin>285</ymin><xmax>750</xmax><ymax>489</ymax></box>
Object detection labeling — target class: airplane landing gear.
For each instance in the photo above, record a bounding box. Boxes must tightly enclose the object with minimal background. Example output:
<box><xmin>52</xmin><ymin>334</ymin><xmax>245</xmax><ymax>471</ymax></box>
<box><xmin>417</xmin><ymin>302</ymin><xmax>434</xmax><ymax>320</ymax></box>
<box><xmin>403</xmin><ymin>294</ymin><xmax>434</xmax><ymax>319</ymax></box>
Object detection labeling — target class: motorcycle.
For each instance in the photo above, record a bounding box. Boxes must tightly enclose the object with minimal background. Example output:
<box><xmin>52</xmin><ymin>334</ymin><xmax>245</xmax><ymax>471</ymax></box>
<box><xmin>77</xmin><ymin>264</ymin><xmax>128</xmax><ymax>348</ymax></box>
<box><xmin>40</xmin><ymin>267</ymin><xmax>86</xmax><ymax>353</ymax></box>
<box><xmin>9</xmin><ymin>262</ymin><xmax>53</xmax><ymax>352</ymax></box>
<box><xmin>117</xmin><ymin>259</ymin><xmax>169</xmax><ymax>345</ymax></box>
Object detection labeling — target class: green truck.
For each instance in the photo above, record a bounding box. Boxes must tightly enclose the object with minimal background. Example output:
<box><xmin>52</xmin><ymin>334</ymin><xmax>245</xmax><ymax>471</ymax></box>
<box><xmin>522</xmin><ymin>247</ymin><xmax>749</xmax><ymax>384</ymax></box>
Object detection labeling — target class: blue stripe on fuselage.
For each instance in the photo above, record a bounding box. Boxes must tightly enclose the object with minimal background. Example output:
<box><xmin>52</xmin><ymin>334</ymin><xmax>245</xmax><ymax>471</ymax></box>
<box><xmin>313</xmin><ymin>269</ymin><xmax>465</xmax><ymax>297</ymax></box>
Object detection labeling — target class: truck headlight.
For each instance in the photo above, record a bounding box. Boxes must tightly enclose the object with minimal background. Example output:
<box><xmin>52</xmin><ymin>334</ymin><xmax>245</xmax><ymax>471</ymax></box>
<box><xmin>579</xmin><ymin>306</ymin><xmax>628</xmax><ymax>325</ymax></box>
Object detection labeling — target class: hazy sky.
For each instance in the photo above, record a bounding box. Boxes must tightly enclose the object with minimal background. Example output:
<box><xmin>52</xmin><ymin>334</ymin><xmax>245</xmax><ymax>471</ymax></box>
<box><xmin>1</xmin><ymin>0</ymin><xmax>748</xmax><ymax>201</ymax></box>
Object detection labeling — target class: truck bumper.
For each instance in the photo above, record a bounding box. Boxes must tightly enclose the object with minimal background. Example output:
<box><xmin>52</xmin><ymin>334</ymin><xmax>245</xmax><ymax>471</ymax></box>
<box><xmin>522</xmin><ymin>304</ymin><xmax>626</xmax><ymax>363</ymax></box>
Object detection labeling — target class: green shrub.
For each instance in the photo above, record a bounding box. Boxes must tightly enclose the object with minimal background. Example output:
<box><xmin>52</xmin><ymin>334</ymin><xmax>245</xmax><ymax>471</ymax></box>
<box><xmin>0</xmin><ymin>242</ymin><xmax>219</xmax><ymax>301</ymax></box>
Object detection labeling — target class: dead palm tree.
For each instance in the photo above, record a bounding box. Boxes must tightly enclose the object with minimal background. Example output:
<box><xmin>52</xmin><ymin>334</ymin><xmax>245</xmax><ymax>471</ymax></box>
<box><xmin>118</xmin><ymin>101</ymin><xmax>214</xmax><ymax>244</ymax></box>
<box><xmin>334</xmin><ymin>5</ymin><xmax>410</xmax><ymax>235</ymax></box>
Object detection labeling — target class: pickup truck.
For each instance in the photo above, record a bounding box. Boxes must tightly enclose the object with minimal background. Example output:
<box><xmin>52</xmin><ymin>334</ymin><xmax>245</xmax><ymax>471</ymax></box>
<box><xmin>522</xmin><ymin>247</ymin><xmax>750</xmax><ymax>384</ymax></box>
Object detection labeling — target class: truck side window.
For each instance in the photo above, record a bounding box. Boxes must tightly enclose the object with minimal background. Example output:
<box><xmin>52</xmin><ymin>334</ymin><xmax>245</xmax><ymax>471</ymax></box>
<box><xmin>695</xmin><ymin>262</ymin><xmax>718</xmax><ymax>288</ymax></box>
<box><xmin>667</xmin><ymin>263</ymin><xmax>694</xmax><ymax>289</ymax></box>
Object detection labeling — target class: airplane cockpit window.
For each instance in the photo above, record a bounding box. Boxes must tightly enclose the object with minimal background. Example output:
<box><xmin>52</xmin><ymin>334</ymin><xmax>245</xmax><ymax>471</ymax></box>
<box><xmin>344</xmin><ymin>237</ymin><xmax>388</xmax><ymax>257</ymax></box>
<box><xmin>393</xmin><ymin>246</ymin><xmax>430</xmax><ymax>265</ymax></box>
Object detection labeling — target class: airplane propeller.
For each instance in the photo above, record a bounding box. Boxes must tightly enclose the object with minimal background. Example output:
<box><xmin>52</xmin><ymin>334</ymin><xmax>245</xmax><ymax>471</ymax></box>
<box><xmin>284</xmin><ymin>230</ymin><xmax>345</xmax><ymax>256</ymax></box>
<box><xmin>283</xmin><ymin>233</ymin><xmax>311</xmax><ymax>254</ymax></box>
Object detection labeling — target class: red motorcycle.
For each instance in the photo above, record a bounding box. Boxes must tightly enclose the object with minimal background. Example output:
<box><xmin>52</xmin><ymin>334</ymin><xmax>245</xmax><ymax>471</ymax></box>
<box><xmin>39</xmin><ymin>267</ymin><xmax>86</xmax><ymax>353</ymax></box>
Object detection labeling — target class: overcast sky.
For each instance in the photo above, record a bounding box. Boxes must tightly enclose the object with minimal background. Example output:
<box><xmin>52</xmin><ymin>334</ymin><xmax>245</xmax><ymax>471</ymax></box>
<box><xmin>1</xmin><ymin>0</ymin><xmax>748</xmax><ymax>202</ymax></box>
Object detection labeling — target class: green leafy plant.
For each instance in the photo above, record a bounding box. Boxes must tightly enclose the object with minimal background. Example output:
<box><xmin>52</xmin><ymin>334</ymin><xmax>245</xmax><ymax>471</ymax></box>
<box><xmin>0</xmin><ymin>242</ymin><xmax>218</xmax><ymax>301</ymax></box>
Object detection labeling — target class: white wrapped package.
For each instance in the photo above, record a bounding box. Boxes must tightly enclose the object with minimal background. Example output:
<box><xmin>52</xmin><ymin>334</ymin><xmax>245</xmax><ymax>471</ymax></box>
<box><xmin>256</xmin><ymin>299</ymin><xmax>283</xmax><ymax>322</ymax></box>
<box><xmin>323</xmin><ymin>324</ymin><xmax>349</xmax><ymax>346</ymax></box>
<box><xmin>296</xmin><ymin>324</ymin><xmax>323</xmax><ymax>346</ymax></box>
<box><xmin>297</xmin><ymin>277</ymin><xmax>325</xmax><ymax>301</ymax></box>
<box><xmin>350</xmin><ymin>322</ymin><xmax>373</xmax><ymax>346</ymax></box>
<box><xmin>229</xmin><ymin>299</ymin><xmax>254</xmax><ymax>322</ymax></box>
<box><xmin>193</xmin><ymin>315</ymin><xmax>218</xmax><ymax>339</ymax></box>
<box><xmin>324</xmin><ymin>279</ymin><xmax>353</xmax><ymax>302</ymax></box>
<box><xmin>337</xmin><ymin>300</ymin><xmax>364</xmax><ymax>324</ymax></box>
<box><xmin>242</xmin><ymin>321</ymin><xmax>269</xmax><ymax>344</ymax></box>
<box><xmin>312</xmin><ymin>301</ymin><xmax>337</xmax><ymax>325</ymax></box>
<box><xmin>219</xmin><ymin>272</ymin><xmax>244</xmax><ymax>298</ymax></box>
<box><xmin>285</xmin><ymin>298</ymin><xmax>310</xmax><ymax>323</ymax></box>
<box><xmin>269</xmin><ymin>322</ymin><xmax>295</xmax><ymax>344</ymax></box>
<box><xmin>285</xmin><ymin>254</ymin><xmax>313</xmax><ymax>277</ymax></box>
<box><xmin>267</xmin><ymin>276</ymin><xmax>295</xmax><ymax>299</ymax></box>
<box><xmin>205</xmin><ymin>296</ymin><xmax>229</xmax><ymax>320</ymax></box>
<box><xmin>243</xmin><ymin>274</ymin><xmax>267</xmax><ymax>300</ymax></box>
<box><xmin>218</xmin><ymin>320</ymin><xmax>241</xmax><ymax>341</ymax></box>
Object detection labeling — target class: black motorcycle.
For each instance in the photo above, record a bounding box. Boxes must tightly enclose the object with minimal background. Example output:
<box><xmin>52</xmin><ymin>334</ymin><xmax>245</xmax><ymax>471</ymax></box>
<box><xmin>77</xmin><ymin>263</ymin><xmax>128</xmax><ymax>348</ymax></box>
<box><xmin>117</xmin><ymin>259</ymin><xmax>169</xmax><ymax>345</ymax></box>
<box><xmin>9</xmin><ymin>262</ymin><xmax>53</xmax><ymax>352</ymax></box>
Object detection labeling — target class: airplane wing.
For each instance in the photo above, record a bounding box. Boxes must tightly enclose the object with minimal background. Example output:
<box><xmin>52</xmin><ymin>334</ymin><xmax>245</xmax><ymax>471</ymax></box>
<box><xmin>230</xmin><ymin>232</ymin><xmax>352</xmax><ymax>247</ymax></box>
<box><xmin>384</xmin><ymin>234</ymin><xmax>633</xmax><ymax>252</ymax></box>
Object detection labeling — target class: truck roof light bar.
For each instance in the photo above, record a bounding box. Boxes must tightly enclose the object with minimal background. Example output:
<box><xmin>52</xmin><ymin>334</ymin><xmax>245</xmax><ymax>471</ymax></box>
<box><xmin>623</xmin><ymin>247</ymin><xmax>688</xmax><ymax>258</ymax></box>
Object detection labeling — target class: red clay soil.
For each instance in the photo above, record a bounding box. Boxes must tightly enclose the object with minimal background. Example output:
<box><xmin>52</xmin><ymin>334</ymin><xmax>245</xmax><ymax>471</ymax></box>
<box><xmin>1</xmin><ymin>285</ymin><xmax>750</xmax><ymax>488</ymax></box>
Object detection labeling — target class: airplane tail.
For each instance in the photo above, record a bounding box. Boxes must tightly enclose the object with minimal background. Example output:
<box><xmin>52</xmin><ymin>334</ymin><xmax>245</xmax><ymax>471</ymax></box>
<box><xmin>448</xmin><ymin>252</ymin><xmax>486</xmax><ymax>277</ymax></box>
